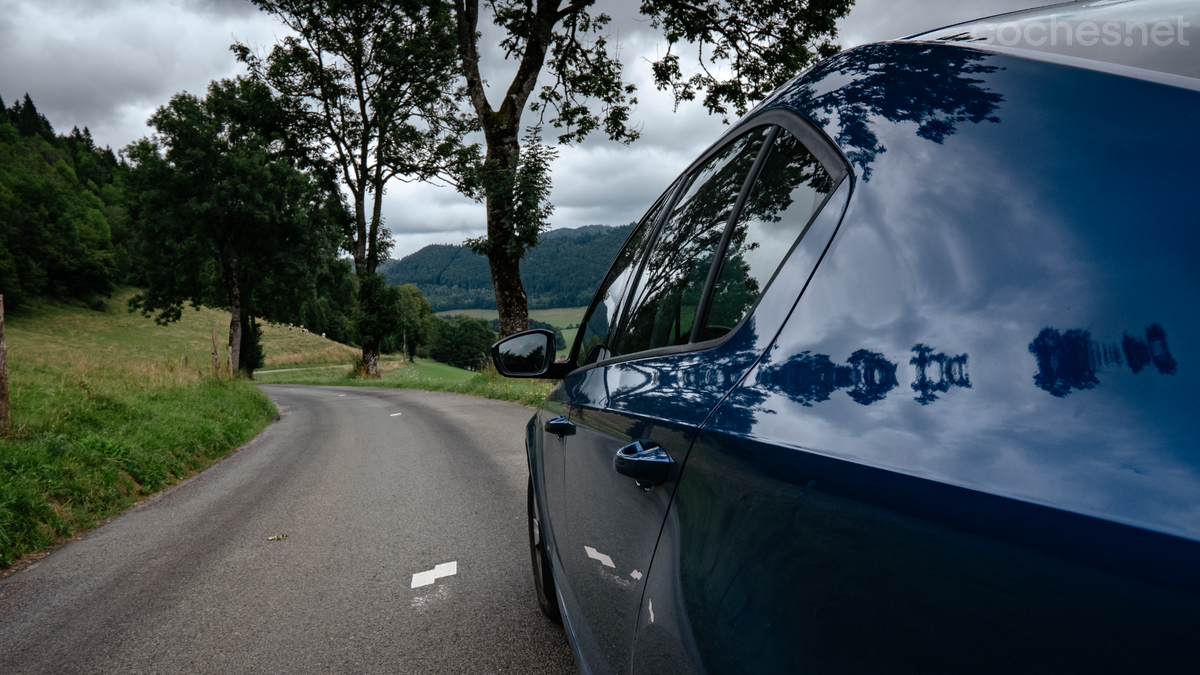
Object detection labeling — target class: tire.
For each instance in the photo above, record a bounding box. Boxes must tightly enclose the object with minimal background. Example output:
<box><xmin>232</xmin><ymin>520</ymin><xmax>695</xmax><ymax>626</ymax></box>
<box><xmin>528</xmin><ymin>477</ymin><xmax>563</xmax><ymax>623</ymax></box>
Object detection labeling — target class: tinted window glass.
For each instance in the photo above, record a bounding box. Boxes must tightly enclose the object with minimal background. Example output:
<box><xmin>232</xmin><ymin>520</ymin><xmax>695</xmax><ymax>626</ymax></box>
<box><xmin>697</xmin><ymin>128</ymin><xmax>837</xmax><ymax>341</ymax></box>
<box><xmin>575</xmin><ymin>197</ymin><xmax>664</xmax><ymax>366</ymax></box>
<box><xmin>617</xmin><ymin>126</ymin><xmax>771</xmax><ymax>354</ymax></box>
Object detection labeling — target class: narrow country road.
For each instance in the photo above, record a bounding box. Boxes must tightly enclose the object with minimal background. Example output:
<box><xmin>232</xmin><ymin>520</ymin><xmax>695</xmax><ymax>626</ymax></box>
<box><xmin>0</xmin><ymin>386</ymin><xmax>576</xmax><ymax>674</ymax></box>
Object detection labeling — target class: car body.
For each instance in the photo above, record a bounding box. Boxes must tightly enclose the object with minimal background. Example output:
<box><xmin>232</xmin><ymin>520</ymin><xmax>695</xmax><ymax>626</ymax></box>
<box><xmin>493</xmin><ymin>2</ymin><xmax>1200</xmax><ymax>672</ymax></box>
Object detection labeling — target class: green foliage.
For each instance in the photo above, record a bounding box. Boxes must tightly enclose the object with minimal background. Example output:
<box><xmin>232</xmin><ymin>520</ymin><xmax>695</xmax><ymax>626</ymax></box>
<box><xmin>353</xmin><ymin>273</ymin><xmax>403</xmax><ymax>352</ymax></box>
<box><xmin>395</xmin><ymin>283</ymin><xmax>435</xmax><ymax>360</ymax></box>
<box><xmin>471</xmin><ymin>2</ymin><xmax>639</xmax><ymax>146</ymax></box>
<box><xmin>463</xmin><ymin>127</ymin><xmax>558</xmax><ymax>261</ymax></box>
<box><xmin>430</xmin><ymin>314</ymin><xmax>496</xmax><ymax>369</ymax></box>
<box><xmin>240</xmin><ymin>0</ymin><xmax>477</xmax><ymax>371</ymax></box>
<box><xmin>296</xmin><ymin>258</ymin><xmax>357</xmax><ymax>345</ymax></box>
<box><xmin>124</xmin><ymin>77</ymin><xmax>343</xmax><ymax>375</ymax></box>
<box><xmin>0</xmin><ymin>351</ymin><xmax>275</xmax><ymax>566</ymax></box>
<box><xmin>0</xmin><ymin>378</ymin><xmax>274</xmax><ymax>566</ymax></box>
<box><xmin>0</xmin><ymin>93</ymin><xmax>128</xmax><ymax>307</ymax></box>
<box><xmin>380</xmin><ymin>223</ymin><xmax>635</xmax><ymax>311</ymax></box>
<box><xmin>237</xmin><ymin>0</ymin><xmax>476</xmax><ymax>275</ymax></box>
<box><xmin>641</xmin><ymin>0</ymin><xmax>854</xmax><ymax>120</ymax></box>
<box><xmin>240</xmin><ymin>315</ymin><xmax>266</xmax><ymax>373</ymax></box>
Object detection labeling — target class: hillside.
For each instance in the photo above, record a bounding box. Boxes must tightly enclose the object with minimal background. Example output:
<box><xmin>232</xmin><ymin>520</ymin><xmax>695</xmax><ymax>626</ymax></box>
<box><xmin>0</xmin><ymin>293</ymin><xmax>284</xmax><ymax>567</ymax></box>
<box><xmin>380</xmin><ymin>223</ymin><xmax>635</xmax><ymax>311</ymax></box>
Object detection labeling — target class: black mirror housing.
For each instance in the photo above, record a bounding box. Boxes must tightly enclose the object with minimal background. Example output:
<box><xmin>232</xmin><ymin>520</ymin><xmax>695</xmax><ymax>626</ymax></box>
<box><xmin>491</xmin><ymin>329</ymin><xmax>574</xmax><ymax>379</ymax></box>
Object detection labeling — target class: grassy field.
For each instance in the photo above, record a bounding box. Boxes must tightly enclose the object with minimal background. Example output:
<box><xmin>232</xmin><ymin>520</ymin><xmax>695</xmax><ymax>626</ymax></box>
<box><xmin>439</xmin><ymin>306</ymin><xmax>588</xmax><ymax>353</ymax></box>
<box><xmin>0</xmin><ymin>293</ymin><xmax>280</xmax><ymax>568</ymax></box>
<box><xmin>8</xmin><ymin>288</ymin><xmax>358</xmax><ymax>370</ymax></box>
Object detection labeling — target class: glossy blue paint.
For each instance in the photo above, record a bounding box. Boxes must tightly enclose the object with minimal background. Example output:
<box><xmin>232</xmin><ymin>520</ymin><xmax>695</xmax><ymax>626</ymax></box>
<box><xmin>638</xmin><ymin>39</ymin><xmax>1200</xmax><ymax>674</ymax></box>
<box><xmin>514</xmin><ymin>6</ymin><xmax>1200</xmax><ymax>673</ymax></box>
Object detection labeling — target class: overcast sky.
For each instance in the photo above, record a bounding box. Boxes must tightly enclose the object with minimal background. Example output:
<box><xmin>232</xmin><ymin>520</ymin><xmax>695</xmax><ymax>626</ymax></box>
<box><xmin>1</xmin><ymin>0</ymin><xmax>1053</xmax><ymax>259</ymax></box>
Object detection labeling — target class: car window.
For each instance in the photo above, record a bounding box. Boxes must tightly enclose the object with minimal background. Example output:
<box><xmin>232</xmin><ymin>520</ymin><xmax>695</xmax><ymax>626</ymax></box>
<box><xmin>695</xmin><ymin>128</ymin><xmax>838</xmax><ymax>341</ymax></box>
<box><xmin>616</xmin><ymin>126</ymin><xmax>772</xmax><ymax>355</ymax></box>
<box><xmin>574</xmin><ymin>195</ymin><xmax>666</xmax><ymax>366</ymax></box>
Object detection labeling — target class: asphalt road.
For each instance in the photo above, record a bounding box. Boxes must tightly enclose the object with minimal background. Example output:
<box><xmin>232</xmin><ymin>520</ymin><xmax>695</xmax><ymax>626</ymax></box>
<box><xmin>0</xmin><ymin>386</ymin><xmax>577</xmax><ymax>674</ymax></box>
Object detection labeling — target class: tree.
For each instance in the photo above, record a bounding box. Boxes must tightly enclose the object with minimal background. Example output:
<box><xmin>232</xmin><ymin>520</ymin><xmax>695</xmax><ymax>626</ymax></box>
<box><xmin>1</xmin><ymin>94</ymin><xmax>124</xmax><ymax>307</ymax></box>
<box><xmin>396</xmin><ymin>283</ymin><xmax>434</xmax><ymax>360</ymax></box>
<box><xmin>452</xmin><ymin>0</ymin><xmax>854</xmax><ymax>338</ymax></box>
<box><xmin>125</xmin><ymin>77</ymin><xmax>342</xmax><ymax>376</ymax></box>
<box><xmin>236</xmin><ymin>0</ymin><xmax>475</xmax><ymax>377</ymax></box>
<box><xmin>431</xmin><ymin>314</ymin><xmax>495</xmax><ymax>369</ymax></box>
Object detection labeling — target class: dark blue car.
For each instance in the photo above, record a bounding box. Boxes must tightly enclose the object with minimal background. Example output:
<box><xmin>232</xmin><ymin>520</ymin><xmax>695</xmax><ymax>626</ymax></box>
<box><xmin>493</xmin><ymin>2</ymin><xmax>1200</xmax><ymax>672</ymax></box>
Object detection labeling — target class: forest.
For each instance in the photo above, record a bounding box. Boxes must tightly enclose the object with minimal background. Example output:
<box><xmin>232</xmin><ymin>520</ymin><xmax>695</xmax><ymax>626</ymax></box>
<box><xmin>0</xmin><ymin>92</ymin><xmax>493</xmax><ymax>373</ymax></box>
<box><xmin>380</xmin><ymin>224</ymin><xmax>635</xmax><ymax>311</ymax></box>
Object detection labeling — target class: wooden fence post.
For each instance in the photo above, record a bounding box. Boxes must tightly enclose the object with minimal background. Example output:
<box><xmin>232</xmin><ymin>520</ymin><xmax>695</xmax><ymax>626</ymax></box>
<box><xmin>1</xmin><ymin>294</ymin><xmax>10</xmax><ymax>436</ymax></box>
<box><xmin>211</xmin><ymin>326</ymin><xmax>220</xmax><ymax>375</ymax></box>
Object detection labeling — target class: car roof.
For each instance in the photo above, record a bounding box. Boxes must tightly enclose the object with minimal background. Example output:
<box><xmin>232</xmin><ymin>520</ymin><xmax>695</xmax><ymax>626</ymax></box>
<box><xmin>905</xmin><ymin>0</ymin><xmax>1199</xmax><ymax>82</ymax></box>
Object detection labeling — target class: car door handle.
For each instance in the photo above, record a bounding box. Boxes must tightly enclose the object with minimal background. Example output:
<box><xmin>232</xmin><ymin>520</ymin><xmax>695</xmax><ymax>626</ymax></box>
<box><xmin>613</xmin><ymin>440</ymin><xmax>674</xmax><ymax>486</ymax></box>
<box><xmin>544</xmin><ymin>415</ymin><xmax>576</xmax><ymax>437</ymax></box>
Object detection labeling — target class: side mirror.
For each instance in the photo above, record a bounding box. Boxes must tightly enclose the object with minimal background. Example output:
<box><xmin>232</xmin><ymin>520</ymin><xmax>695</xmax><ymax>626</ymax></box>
<box><xmin>491</xmin><ymin>329</ymin><xmax>556</xmax><ymax>378</ymax></box>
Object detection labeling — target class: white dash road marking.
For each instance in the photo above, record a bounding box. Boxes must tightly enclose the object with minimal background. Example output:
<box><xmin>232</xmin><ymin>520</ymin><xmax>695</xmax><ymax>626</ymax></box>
<box><xmin>390</xmin><ymin>413</ymin><xmax>402</xmax><ymax>416</ymax></box>
<box><xmin>411</xmin><ymin>561</ymin><xmax>457</xmax><ymax>588</ymax></box>
<box><xmin>630</xmin><ymin>570</ymin><xmax>643</xmax><ymax>580</ymax></box>
<box><xmin>338</xmin><ymin>394</ymin><xmax>346</xmax><ymax>397</ymax></box>
<box><xmin>649</xmin><ymin>599</ymin><xmax>655</xmax><ymax>623</ymax></box>
<box><xmin>584</xmin><ymin>546</ymin><xmax>615</xmax><ymax>568</ymax></box>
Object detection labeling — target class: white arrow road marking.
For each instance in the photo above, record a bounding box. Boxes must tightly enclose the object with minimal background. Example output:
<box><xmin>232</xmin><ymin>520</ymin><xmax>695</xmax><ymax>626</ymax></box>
<box><xmin>584</xmin><ymin>546</ymin><xmax>615</xmax><ymax>568</ymax></box>
<box><xmin>411</xmin><ymin>561</ymin><xmax>457</xmax><ymax>588</ymax></box>
<box><xmin>390</xmin><ymin>413</ymin><xmax>402</xmax><ymax>417</ymax></box>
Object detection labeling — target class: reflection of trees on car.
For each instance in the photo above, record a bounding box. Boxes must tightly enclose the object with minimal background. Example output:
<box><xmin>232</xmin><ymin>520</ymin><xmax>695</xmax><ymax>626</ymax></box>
<box><xmin>1030</xmin><ymin>323</ymin><xmax>1177</xmax><ymax>397</ymax></box>
<box><xmin>619</xmin><ymin>129</ymin><xmax>771</xmax><ymax>353</ymax></box>
<box><xmin>702</xmin><ymin>129</ymin><xmax>835</xmax><ymax>338</ymax></box>
<box><xmin>774</xmin><ymin>43</ymin><xmax>1005</xmax><ymax>179</ymax></box>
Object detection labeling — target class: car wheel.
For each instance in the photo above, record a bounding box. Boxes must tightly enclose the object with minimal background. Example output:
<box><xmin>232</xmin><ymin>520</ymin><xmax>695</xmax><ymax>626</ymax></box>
<box><xmin>528</xmin><ymin>477</ymin><xmax>562</xmax><ymax>623</ymax></box>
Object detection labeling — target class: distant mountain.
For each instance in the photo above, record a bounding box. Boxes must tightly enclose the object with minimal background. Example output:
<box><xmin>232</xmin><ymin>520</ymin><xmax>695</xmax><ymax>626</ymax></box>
<box><xmin>380</xmin><ymin>224</ymin><xmax>635</xmax><ymax>311</ymax></box>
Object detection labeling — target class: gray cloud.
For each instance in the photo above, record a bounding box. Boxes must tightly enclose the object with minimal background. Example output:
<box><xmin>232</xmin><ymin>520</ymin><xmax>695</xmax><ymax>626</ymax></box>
<box><xmin>0</xmin><ymin>0</ymin><xmax>278</xmax><ymax>146</ymax></box>
<box><xmin>1</xmin><ymin>0</ymin><xmax>1053</xmax><ymax>255</ymax></box>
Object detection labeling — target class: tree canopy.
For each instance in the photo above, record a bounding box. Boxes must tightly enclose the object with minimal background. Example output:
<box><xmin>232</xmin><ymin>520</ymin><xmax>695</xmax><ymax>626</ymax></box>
<box><xmin>125</xmin><ymin>77</ymin><xmax>343</xmax><ymax>375</ymax></box>
<box><xmin>0</xmin><ymin>94</ymin><xmax>130</xmax><ymax>307</ymax></box>
<box><xmin>452</xmin><ymin>0</ymin><xmax>854</xmax><ymax>338</ymax></box>
<box><xmin>237</xmin><ymin>0</ymin><xmax>476</xmax><ymax>376</ymax></box>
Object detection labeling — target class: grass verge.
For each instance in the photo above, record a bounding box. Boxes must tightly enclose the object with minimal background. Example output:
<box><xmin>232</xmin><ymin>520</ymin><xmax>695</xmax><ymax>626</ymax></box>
<box><xmin>1</xmin><ymin>296</ymin><xmax>279</xmax><ymax>569</ymax></box>
<box><xmin>255</xmin><ymin>357</ymin><xmax>556</xmax><ymax>408</ymax></box>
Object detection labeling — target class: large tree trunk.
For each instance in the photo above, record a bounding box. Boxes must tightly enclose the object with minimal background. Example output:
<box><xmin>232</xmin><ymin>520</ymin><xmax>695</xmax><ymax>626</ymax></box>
<box><xmin>456</xmin><ymin>0</ymin><xmax>558</xmax><ymax>339</ymax></box>
<box><xmin>226</xmin><ymin>259</ymin><xmax>243</xmax><ymax>374</ymax></box>
<box><xmin>484</xmin><ymin>161</ymin><xmax>531</xmax><ymax>336</ymax></box>
<box><xmin>482</xmin><ymin>131</ymin><xmax>532</xmax><ymax>339</ymax></box>
<box><xmin>362</xmin><ymin>341</ymin><xmax>381</xmax><ymax>379</ymax></box>
<box><xmin>359</xmin><ymin>175</ymin><xmax>386</xmax><ymax>378</ymax></box>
